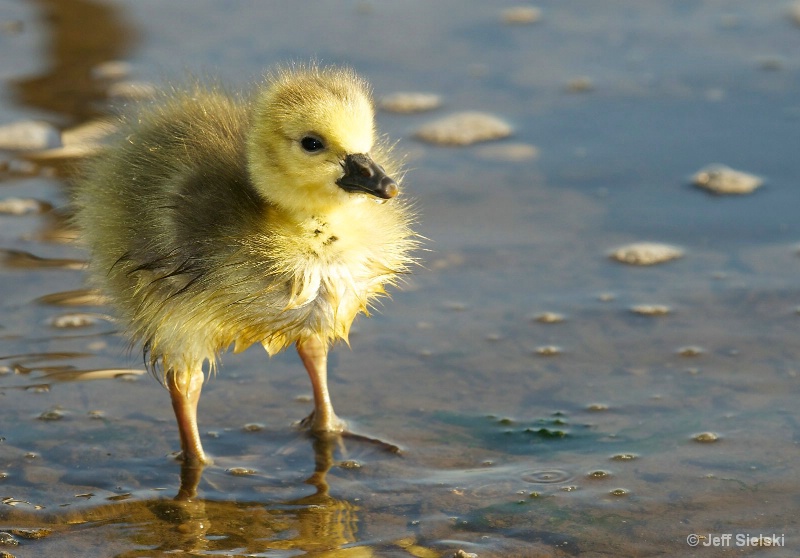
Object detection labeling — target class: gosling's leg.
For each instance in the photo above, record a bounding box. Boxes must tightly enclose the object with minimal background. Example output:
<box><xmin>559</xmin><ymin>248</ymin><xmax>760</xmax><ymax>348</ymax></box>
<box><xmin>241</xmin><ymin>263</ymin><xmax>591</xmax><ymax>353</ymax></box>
<box><xmin>296</xmin><ymin>336</ymin><xmax>345</xmax><ymax>433</ymax></box>
<box><xmin>166</xmin><ymin>368</ymin><xmax>211</xmax><ymax>466</ymax></box>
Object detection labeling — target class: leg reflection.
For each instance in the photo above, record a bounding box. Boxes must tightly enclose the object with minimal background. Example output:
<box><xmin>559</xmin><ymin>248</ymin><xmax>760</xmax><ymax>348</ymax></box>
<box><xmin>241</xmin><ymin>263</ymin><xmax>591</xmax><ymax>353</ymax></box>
<box><xmin>152</xmin><ymin>433</ymin><xmax>374</xmax><ymax>556</ymax></box>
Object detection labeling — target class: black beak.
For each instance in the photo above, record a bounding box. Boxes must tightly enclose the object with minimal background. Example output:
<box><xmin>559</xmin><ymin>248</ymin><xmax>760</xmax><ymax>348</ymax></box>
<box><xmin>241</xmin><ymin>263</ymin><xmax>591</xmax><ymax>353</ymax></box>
<box><xmin>336</xmin><ymin>153</ymin><xmax>398</xmax><ymax>199</ymax></box>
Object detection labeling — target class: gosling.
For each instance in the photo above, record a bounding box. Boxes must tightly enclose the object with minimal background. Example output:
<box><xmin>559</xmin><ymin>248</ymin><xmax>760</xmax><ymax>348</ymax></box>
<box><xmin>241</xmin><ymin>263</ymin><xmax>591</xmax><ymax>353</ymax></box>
<box><xmin>73</xmin><ymin>65</ymin><xmax>417</xmax><ymax>465</ymax></box>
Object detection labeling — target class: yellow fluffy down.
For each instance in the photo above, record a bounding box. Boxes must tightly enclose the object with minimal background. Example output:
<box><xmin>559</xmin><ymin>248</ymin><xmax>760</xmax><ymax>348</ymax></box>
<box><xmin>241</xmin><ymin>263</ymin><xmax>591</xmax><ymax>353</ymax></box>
<box><xmin>73</xmin><ymin>64</ymin><xmax>418</xmax><ymax>378</ymax></box>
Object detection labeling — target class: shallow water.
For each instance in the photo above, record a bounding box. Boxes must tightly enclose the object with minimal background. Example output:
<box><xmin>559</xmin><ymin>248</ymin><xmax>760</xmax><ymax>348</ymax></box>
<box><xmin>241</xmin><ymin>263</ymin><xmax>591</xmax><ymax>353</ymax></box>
<box><xmin>1</xmin><ymin>1</ymin><xmax>800</xmax><ymax>556</ymax></box>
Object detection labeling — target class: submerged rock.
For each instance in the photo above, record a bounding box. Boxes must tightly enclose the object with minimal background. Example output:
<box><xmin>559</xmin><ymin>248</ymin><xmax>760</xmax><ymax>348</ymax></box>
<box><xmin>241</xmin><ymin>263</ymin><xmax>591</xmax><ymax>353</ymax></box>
<box><xmin>38</xmin><ymin>409</ymin><xmax>64</xmax><ymax>421</ymax></box>
<box><xmin>415</xmin><ymin>111</ymin><xmax>512</xmax><ymax>146</ymax></box>
<box><xmin>48</xmin><ymin>313</ymin><xmax>105</xmax><ymax>328</ymax></box>
<box><xmin>566</xmin><ymin>76</ymin><xmax>594</xmax><ymax>93</ymax></box>
<box><xmin>91</xmin><ymin>60</ymin><xmax>133</xmax><ymax>81</ymax></box>
<box><xmin>8</xmin><ymin>528</ymin><xmax>51</xmax><ymax>540</ymax></box>
<box><xmin>0</xmin><ymin>531</ymin><xmax>19</xmax><ymax>546</ymax></box>
<box><xmin>0</xmin><ymin>197</ymin><xmax>52</xmax><ymax>215</ymax></box>
<box><xmin>532</xmin><ymin>311</ymin><xmax>565</xmax><ymax>324</ymax></box>
<box><xmin>501</xmin><ymin>6</ymin><xmax>542</xmax><ymax>24</ymax></box>
<box><xmin>27</xmin><ymin>120</ymin><xmax>116</xmax><ymax>160</ymax></box>
<box><xmin>227</xmin><ymin>467</ymin><xmax>257</xmax><ymax>476</ymax></box>
<box><xmin>107</xmin><ymin>80</ymin><xmax>157</xmax><ymax>100</ymax></box>
<box><xmin>474</xmin><ymin>142</ymin><xmax>538</xmax><ymax>162</ymax></box>
<box><xmin>0</xmin><ymin>120</ymin><xmax>61</xmax><ymax>151</ymax></box>
<box><xmin>610</xmin><ymin>242</ymin><xmax>684</xmax><ymax>266</ymax></box>
<box><xmin>692</xmin><ymin>164</ymin><xmax>763</xmax><ymax>195</ymax></box>
<box><xmin>693</xmin><ymin>431</ymin><xmax>719</xmax><ymax>443</ymax></box>
<box><xmin>677</xmin><ymin>345</ymin><xmax>705</xmax><ymax>357</ymax></box>
<box><xmin>630</xmin><ymin>304</ymin><xmax>671</xmax><ymax>316</ymax></box>
<box><xmin>379</xmin><ymin>92</ymin><xmax>441</xmax><ymax>113</ymax></box>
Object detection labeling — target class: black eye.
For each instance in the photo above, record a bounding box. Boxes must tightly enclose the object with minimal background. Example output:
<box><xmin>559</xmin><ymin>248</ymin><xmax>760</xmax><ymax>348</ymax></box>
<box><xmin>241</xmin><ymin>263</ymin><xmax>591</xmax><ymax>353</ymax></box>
<box><xmin>301</xmin><ymin>136</ymin><xmax>325</xmax><ymax>153</ymax></box>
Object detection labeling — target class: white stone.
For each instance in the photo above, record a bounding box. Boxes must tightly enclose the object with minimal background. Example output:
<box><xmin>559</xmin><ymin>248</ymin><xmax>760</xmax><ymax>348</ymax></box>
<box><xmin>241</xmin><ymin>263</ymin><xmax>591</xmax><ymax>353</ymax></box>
<box><xmin>379</xmin><ymin>92</ymin><xmax>441</xmax><ymax>113</ymax></box>
<box><xmin>610</xmin><ymin>242</ymin><xmax>684</xmax><ymax>266</ymax></box>
<box><xmin>415</xmin><ymin>111</ymin><xmax>512</xmax><ymax>146</ymax></box>
<box><xmin>692</xmin><ymin>164</ymin><xmax>763</xmax><ymax>195</ymax></box>
<box><xmin>0</xmin><ymin>120</ymin><xmax>61</xmax><ymax>151</ymax></box>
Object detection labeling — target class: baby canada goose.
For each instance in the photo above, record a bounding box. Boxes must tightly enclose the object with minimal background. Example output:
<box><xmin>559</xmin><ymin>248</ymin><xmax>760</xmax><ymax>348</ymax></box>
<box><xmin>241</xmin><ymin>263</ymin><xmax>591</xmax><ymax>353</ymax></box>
<box><xmin>73</xmin><ymin>65</ymin><xmax>417</xmax><ymax>465</ymax></box>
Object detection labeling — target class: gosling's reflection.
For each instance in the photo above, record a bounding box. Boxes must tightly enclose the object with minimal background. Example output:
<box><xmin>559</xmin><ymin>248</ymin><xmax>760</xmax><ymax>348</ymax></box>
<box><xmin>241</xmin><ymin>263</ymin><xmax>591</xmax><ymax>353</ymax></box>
<box><xmin>12</xmin><ymin>0</ymin><xmax>136</xmax><ymax>123</ymax></box>
<box><xmin>126</xmin><ymin>434</ymin><xmax>373</xmax><ymax>557</ymax></box>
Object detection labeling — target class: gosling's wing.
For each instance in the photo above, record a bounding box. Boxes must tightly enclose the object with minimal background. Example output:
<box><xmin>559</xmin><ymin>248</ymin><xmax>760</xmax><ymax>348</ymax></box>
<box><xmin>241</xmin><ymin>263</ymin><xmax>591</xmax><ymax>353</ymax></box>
<box><xmin>76</xmin><ymin>87</ymin><xmax>269</xmax><ymax>297</ymax></box>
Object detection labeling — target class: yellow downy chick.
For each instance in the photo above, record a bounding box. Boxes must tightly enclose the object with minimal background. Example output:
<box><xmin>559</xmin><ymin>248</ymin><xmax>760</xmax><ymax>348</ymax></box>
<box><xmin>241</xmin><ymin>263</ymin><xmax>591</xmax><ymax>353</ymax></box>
<box><xmin>73</xmin><ymin>64</ymin><xmax>418</xmax><ymax>465</ymax></box>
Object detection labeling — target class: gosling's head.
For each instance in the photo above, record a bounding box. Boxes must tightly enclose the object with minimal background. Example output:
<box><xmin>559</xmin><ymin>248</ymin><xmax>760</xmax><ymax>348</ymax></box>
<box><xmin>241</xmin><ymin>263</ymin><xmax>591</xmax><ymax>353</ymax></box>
<box><xmin>247</xmin><ymin>65</ymin><xmax>398</xmax><ymax>216</ymax></box>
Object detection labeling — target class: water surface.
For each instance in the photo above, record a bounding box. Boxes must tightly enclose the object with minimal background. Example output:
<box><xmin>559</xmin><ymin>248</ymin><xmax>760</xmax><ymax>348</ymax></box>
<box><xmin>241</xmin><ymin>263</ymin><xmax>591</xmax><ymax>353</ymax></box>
<box><xmin>1</xmin><ymin>1</ymin><xmax>799</xmax><ymax>556</ymax></box>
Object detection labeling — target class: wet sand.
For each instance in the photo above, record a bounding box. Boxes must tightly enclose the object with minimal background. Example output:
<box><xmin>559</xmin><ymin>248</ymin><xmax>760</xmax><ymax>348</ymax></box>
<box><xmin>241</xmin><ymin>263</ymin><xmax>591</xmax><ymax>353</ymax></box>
<box><xmin>1</xmin><ymin>1</ymin><xmax>800</xmax><ymax>556</ymax></box>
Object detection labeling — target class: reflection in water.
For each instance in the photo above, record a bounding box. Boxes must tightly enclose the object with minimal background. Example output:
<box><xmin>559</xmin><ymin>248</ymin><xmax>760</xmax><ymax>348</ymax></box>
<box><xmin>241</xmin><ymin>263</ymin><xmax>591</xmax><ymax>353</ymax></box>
<box><xmin>0</xmin><ymin>248</ymin><xmax>85</xmax><ymax>270</ymax></box>
<box><xmin>132</xmin><ymin>435</ymin><xmax>370</xmax><ymax>556</ymax></box>
<box><xmin>0</xmin><ymin>436</ymin><xmax>372</xmax><ymax>556</ymax></box>
<box><xmin>11</xmin><ymin>0</ymin><xmax>136</xmax><ymax>124</ymax></box>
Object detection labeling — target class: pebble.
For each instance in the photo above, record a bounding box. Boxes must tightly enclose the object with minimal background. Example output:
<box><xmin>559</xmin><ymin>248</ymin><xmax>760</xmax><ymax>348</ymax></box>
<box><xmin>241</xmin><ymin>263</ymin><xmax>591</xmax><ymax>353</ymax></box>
<box><xmin>0</xmin><ymin>120</ymin><xmax>61</xmax><ymax>151</ymax></box>
<box><xmin>533</xmin><ymin>311</ymin><xmax>565</xmax><ymax>323</ymax></box>
<box><xmin>28</xmin><ymin>120</ymin><xmax>116</xmax><ymax>160</ymax></box>
<box><xmin>609</xmin><ymin>242</ymin><xmax>684</xmax><ymax>266</ymax></box>
<box><xmin>0</xmin><ymin>532</ymin><xmax>18</xmax><ymax>547</ymax></box>
<box><xmin>38</xmin><ymin>409</ymin><xmax>64</xmax><ymax>421</ymax></box>
<box><xmin>474</xmin><ymin>142</ymin><xmax>538</xmax><ymax>162</ymax></box>
<box><xmin>693</xmin><ymin>431</ymin><xmax>719</xmax><ymax>443</ymax></box>
<box><xmin>91</xmin><ymin>60</ymin><xmax>133</xmax><ymax>81</ymax></box>
<box><xmin>692</xmin><ymin>164</ymin><xmax>763</xmax><ymax>195</ymax></box>
<box><xmin>107</xmin><ymin>80</ymin><xmax>157</xmax><ymax>100</ymax></box>
<box><xmin>8</xmin><ymin>528</ymin><xmax>51</xmax><ymax>540</ymax></box>
<box><xmin>587</xmin><ymin>470</ymin><xmax>611</xmax><ymax>479</ymax></box>
<box><xmin>566</xmin><ymin>76</ymin><xmax>594</xmax><ymax>93</ymax></box>
<box><xmin>501</xmin><ymin>5</ymin><xmax>542</xmax><ymax>25</ymax></box>
<box><xmin>629</xmin><ymin>304</ymin><xmax>671</xmax><ymax>316</ymax></box>
<box><xmin>0</xmin><ymin>197</ymin><xmax>52</xmax><ymax>215</ymax></box>
<box><xmin>415</xmin><ymin>112</ymin><xmax>512</xmax><ymax>146</ymax></box>
<box><xmin>106</xmin><ymin>493</ymin><xmax>132</xmax><ymax>501</ymax></box>
<box><xmin>677</xmin><ymin>345</ymin><xmax>705</xmax><ymax>357</ymax></box>
<box><xmin>379</xmin><ymin>92</ymin><xmax>441</xmax><ymax>113</ymax></box>
<box><xmin>227</xmin><ymin>467</ymin><xmax>257</xmax><ymax>476</ymax></box>
<box><xmin>48</xmin><ymin>313</ymin><xmax>104</xmax><ymax>328</ymax></box>
<box><xmin>534</xmin><ymin>345</ymin><xmax>562</xmax><ymax>356</ymax></box>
